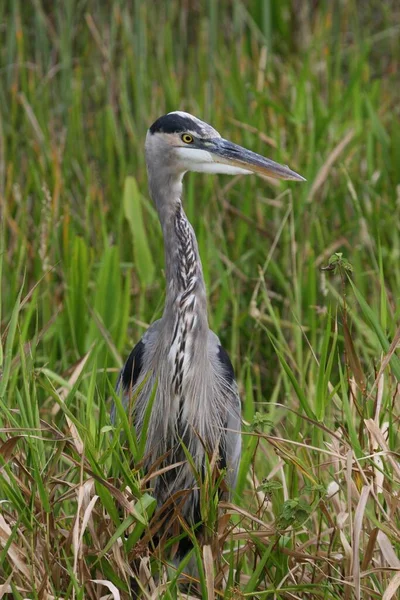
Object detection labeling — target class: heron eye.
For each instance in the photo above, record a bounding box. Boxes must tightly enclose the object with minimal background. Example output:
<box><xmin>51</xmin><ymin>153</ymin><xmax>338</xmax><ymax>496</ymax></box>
<box><xmin>181</xmin><ymin>134</ymin><xmax>194</xmax><ymax>144</ymax></box>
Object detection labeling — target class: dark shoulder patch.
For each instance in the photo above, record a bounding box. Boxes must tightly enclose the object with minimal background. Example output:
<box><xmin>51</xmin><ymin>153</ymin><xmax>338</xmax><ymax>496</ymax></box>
<box><xmin>149</xmin><ymin>113</ymin><xmax>203</xmax><ymax>136</ymax></box>
<box><xmin>217</xmin><ymin>345</ymin><xmax>235</xmax><ymax>385</ymax></box>
<box><xmin>120</xmin><ymin>339</ymin><xmax>145</xmax><ymax>390</ymax></box>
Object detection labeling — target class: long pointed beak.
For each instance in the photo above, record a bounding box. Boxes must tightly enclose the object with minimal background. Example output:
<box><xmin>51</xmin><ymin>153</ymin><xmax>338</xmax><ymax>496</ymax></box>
<box><xmin>207</xmin><ymin>138</ymin><xmax>306</xmax><ymax>181</ymax></box>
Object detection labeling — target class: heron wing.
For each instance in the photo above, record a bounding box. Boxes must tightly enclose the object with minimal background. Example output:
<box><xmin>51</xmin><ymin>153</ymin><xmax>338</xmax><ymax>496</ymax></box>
<box><xmin>211</xmin><ymin>336</ymin><xmax>242</xmax><ymax>490</ymax></box>
<box><xmin>118</xmin><ymin>339</ymin><xmax>145</xmax><ymax>391</ymax></box>
<box><xmin>112</xmin><ymin>320</ymin><xmax>161</xmax><ymax>422</ymax></box>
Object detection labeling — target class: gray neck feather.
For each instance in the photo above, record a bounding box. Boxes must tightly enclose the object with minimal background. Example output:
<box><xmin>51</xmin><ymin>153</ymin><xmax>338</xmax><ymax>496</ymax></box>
<box><xmin>147</xmin><ymin>167</ymin><xmax>209</xmax><ymax>333</ymax></box>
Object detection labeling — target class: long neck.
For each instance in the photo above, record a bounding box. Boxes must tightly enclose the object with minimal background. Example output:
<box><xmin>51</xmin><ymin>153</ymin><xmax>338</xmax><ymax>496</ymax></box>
<box><xmin>148</xmin><ymin>170</ymin><xmax>209</xmax><ymax>332</ymax></box>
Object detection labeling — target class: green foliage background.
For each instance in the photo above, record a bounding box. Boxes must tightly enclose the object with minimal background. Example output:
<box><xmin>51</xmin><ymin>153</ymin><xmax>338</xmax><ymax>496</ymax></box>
<box><xmin>1</xmin><ymin>1</ymin><xmax>399</xmax><ymax>598</ymax></box>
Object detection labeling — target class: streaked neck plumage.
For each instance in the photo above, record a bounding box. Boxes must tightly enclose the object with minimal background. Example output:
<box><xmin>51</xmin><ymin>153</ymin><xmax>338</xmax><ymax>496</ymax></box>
<box><xmin>147</xmin><ymin>166</ymin><xmax>209</xmax><ymax>335</ymax></box>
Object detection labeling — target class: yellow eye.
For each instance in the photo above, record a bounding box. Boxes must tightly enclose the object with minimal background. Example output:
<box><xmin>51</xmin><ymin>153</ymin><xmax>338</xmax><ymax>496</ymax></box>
<box><xmin>181</xmin><ymin>134</ymin><xmax>194</xmax><ymax>144</ymax></box>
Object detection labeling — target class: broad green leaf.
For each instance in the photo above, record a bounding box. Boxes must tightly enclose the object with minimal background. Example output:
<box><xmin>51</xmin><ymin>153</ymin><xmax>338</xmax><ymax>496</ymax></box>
<box><xmin>123</xmin><ymin>176</ymin><xmax>155</xmax><ymax>286</ymax></box>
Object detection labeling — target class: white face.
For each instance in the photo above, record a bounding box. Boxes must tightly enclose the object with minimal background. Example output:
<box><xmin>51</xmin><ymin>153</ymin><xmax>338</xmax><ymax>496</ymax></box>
<box><xmin>174</xmin><ymin>147</ymin><xmax>252</xmax><ymax>175</ymax></box>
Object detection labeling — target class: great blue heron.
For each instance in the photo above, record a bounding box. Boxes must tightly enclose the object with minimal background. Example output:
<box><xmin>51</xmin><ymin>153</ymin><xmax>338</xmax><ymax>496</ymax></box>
<box><xmin>113</xmin><ymin>111</ymin><xmax>304</xmax><ymax>542</ymax></box>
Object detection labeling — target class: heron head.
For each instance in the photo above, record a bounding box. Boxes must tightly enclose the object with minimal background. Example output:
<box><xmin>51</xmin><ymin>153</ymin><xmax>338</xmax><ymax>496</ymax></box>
<box><xmin>146</xmin><ymin>111</ymin><xmax>305</xmax><ymax>181</ymax></box>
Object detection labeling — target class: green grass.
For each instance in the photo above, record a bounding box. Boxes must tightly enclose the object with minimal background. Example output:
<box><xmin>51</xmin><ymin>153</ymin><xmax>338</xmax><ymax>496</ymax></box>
<box><xmin>1</xmin><ymin>1</ymin><xmax>400</xmax><ymax>598</ymax></box>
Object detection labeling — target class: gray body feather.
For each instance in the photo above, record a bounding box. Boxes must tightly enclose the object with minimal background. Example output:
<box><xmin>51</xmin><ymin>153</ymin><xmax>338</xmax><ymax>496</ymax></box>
<box><xmin>116</xmin><ymin>201</ymin><xmax>241</xmax><ymax>522</ymax></box>
<box><xmin>117</xmin><ymin>321</ymin><xmax>241</xmax><ymax>521</ymax></box>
